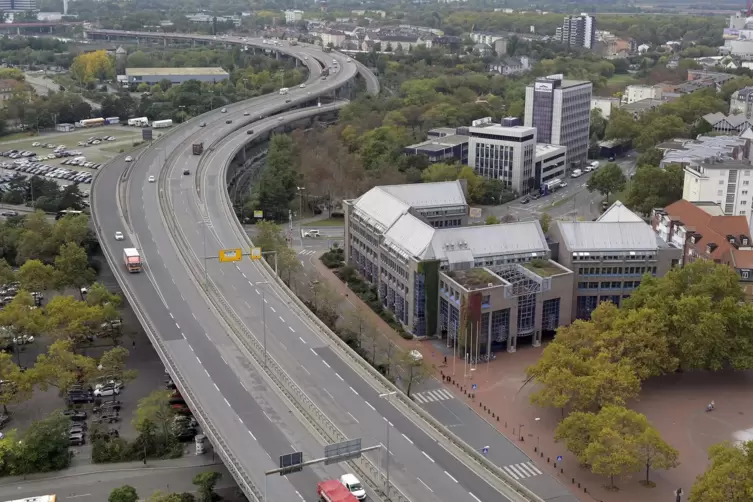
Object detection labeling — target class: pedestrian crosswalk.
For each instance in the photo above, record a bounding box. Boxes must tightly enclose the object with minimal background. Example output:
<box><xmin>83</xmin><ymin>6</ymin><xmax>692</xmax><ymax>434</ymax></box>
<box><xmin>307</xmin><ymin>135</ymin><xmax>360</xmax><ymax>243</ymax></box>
<box><xmin>501</xmin><ymin>462</ymin><xmax>543</xmax><ymax>480</ymax></box>
<box><xmin>413</xmin><ymin>388</ymin><xmax>454</xmax><ymax>404</ymax></box>
<box><xmin>298</xmin><ymin>249</ymin><xmax>317</xmax><ymax>256</ymax></box>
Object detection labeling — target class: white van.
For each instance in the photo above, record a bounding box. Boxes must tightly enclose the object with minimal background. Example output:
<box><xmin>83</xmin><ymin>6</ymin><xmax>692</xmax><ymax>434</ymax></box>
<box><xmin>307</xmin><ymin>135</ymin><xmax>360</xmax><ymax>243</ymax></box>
<box><xmin>340</xmin><ymin>474</ymin><xmax>366</xmax><ymax>500</ymax></box>
<box><xmin>590</xmin><ymin>161</ymin><xmax>600</xmax><ymax>169</ymax></box>
<box><xmin>571</xmin><ymin>169</ymin><xmax>582</xmax><ymax>178</ymax></box>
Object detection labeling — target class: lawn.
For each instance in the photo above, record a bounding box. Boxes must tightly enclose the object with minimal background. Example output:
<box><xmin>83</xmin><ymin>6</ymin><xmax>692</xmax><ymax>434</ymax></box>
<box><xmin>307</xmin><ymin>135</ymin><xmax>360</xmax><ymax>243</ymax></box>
<box><xmin>607</xmin><ymin>73</ymin><xmax>637</xmax><ymax>86</ymax></box>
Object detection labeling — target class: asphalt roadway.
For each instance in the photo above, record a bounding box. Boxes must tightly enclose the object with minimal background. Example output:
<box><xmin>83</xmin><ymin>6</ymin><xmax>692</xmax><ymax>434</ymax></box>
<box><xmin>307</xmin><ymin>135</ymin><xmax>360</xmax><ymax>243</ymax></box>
<box><xmin>93</xmin><ymin>47</ymin><xmax>379</xmax><ymax>502</ymax></box>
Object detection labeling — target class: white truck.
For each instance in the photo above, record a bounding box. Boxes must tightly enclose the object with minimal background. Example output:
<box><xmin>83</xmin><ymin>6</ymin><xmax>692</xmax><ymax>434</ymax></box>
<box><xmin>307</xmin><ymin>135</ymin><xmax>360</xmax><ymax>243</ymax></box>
<box><xmin>279</xmin><ymin>87</ymin><xmax>289</xmax><ymax>95</ymax></box>
<box><xmin>152</xmin><ymin>119</ymin><xmax>173</xmax><ymax>129</ymax></box>
<box><xmin>543</xmin><ymin>178</ymin><xmax>563</xmax><ymax>192</ymax></box>
<box><xmin>123</xmin><ymin>248</ymin><xmax>142</xmax><ymax>273</ymax></box>
<box><xmin>127</xmin><ymin>117</ymin><xmax>149</xmax><ymax>127</ymax></box>
<box><xmin>571</xmin><ymin>168</ymin><xmax>583</xmax><ymax>178</ymax></box>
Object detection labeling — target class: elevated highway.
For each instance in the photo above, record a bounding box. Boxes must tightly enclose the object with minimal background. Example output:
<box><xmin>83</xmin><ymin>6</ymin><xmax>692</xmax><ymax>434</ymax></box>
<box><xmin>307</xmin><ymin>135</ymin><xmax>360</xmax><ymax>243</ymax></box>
<box><xmin>92</xmin><ymin>30</ymin><xmax>544</xmax><ymax>502</ymax></box>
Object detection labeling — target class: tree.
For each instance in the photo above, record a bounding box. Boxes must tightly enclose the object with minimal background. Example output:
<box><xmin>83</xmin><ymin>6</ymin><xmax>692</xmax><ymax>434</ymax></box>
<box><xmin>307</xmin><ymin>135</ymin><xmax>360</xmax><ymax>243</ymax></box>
<box><xmin>16</xmin><ymin>260</ymin><xmax>54</xmax><ymax>292</ymax></box>
<box><xmin>604</xmin><ymin>109</ymin><xmax>639</xmax><ymax>141</ymax></box>
<box><xmin>149</xmin><ymin>492</ymin><xmax>184</xmax><ymax>502</ymax></box>
<box><xmin>45</xmin><ymin>295</ymin><xmax>105</xmax><ymax>346</ymax></box>
<box><xmin>134</xmin><ymin>390</ymin><xmax>175</xmax><ymax>446</ymax></box>
<box><xmin>70</xmin><ymin>50</ymin><xmax>115</xmax><ymax>83</ymax></box>
<box><xmin>109</xmin><ymin>485</ymin><xmax>139</xmax><ymax>502</ymax></box>
<box><xmin>15</xmin><ymin>412</ymin><xmax>72</xmax><ymax>474</ymax></box>
<box><xmin>97</xmin><ymin>347</ymin><xmax>137</xmax><ymax>396</ymax></box>
<box><xmin>31</xmin><ymin>339</ymin><xmax>97</xmax><ymax>392</ymax></box>
<box><xmin>689</xmin><ymin>441</ymin><xmax>753</xmax><ymax>502</ymax></box>
<box><xmin>0</xmin><ymin>352</ymin><xmax>31</xmax><ymax>413</ymax></box>
<box><xmin>0</xmin><ymin>259</ymin><xmax>14</xmax><ymax>285</ymax></box>
<box><xmin>0</xmin><ymin>291</ymin><xmax>46</xmax><ymax>365</ymax></box>
<box><xmin>399</xmin><ymin>351</ymin><xmax>430</xmax><ymax>398</ymax></box>
<box><xmin>539</xmin><ymin>213</ymin><xmax>552</xmax><ymax>233</ymax></box>
<box><xmin>634</xmin><ymin>427</ymin><xmax>679</xmax><ymax>486</ymax></box>
<box><xmin>586</xmin><ymin>163</ymin><xmax>626</xmax><ymax>203</ymax></box>
<box><xmin>193</xmin><ymin>471</ymin><xmax>222</xmax><ymax>502</ymax></box>
<box><xmin>625</xmin><ymin>164</ymin><xmax>684</xmax><ymax>215</ymax></box>
<box><xmin>54</xmin><ymin>242</ymin><xmax>95</xmax><ymax>296</ymax></box>
<box><xmin>485</xmin><ymin>215</ymin><xmax>499</xmax><ymax>225</ymax></box>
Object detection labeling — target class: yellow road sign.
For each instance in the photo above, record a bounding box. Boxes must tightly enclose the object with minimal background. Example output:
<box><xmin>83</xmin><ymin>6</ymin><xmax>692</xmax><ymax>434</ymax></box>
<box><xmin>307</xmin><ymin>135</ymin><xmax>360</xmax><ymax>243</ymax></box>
<box><xmin>250</xmin><ymin>247</ymin><xmax>262</xmax><ymax>260</ymax></box>
<box><xmin>253</xmin><ymin>210</ymin><xmax>263</xmax><ymax>218</ymax></box>
<box><xmin>219</xmin><ymin>248</ymin><xmax>243</xmax><ymax>262</ymax></box>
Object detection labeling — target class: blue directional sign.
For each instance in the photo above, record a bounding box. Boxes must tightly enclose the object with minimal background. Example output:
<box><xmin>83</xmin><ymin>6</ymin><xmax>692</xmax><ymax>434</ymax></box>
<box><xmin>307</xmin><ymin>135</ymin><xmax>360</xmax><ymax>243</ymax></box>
<box><xmin>557</xmin><ymin>456</ymin><xmax>563</xmax><ymax>462</ymax></box>
<box><xmin>472</xmin><ymin>383</ymin><xmax>477</xmax><ymax>391</ymax></box>
<box><xmin>482</xmin><ymin>446</ymin><xmax>489</xmax><ymax>455</ymax></box>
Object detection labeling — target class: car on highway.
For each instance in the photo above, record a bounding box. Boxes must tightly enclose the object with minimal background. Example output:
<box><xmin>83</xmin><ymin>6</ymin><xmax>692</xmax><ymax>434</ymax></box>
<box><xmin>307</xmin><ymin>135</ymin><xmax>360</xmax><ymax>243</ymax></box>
<box><xmin>302</xmin><ymin>229</ymin><xmax>320</xmax><ymax>238</ymax></box>
<box><xmin>148</xmin><ymin>176</ymin><xmax>156</xmax><ymax>183</ymax></box>
<box><xmin>244</xmin><ymin>111</ymin><xmax>250</xmax><ymax>116</ymax></box>
<box><xmin>199</xmin><ymin>122</ymin><xmax>206</xmax><ymax>127</ymax></box>
<box><xmin>300</xmin><ymin>83</ymin><xmax>306</xmax><ymax>88</ymax></box>
<box><xmin>125</xmin><ymin>156</ymin><xmax>133</xmax><ymax>162</ymax></box>
<box><xmin>226</xmin><ymin>119</ymin><xmax>232</xmax><ymax>124</ymax></box>
<box><xmin>1</xmin><ymin>211</ymin><xmax>18</xmax><ymax>217</ymax></box>
<box><xmin>339</xmin><ymin>474</ymin><xmax>366</xmax><ymax>500</ymax></box>
<box><xmin>285</xmin><ymin>99</ymin><xmax>291</xmax><ymax>103</ymax></box>
<box><xmin>114</xmin><ymin>231</ymin><xmax>124</xmax><ymax>241</ymax></box>
<box><xmin>183</xmin><ymin>169</ymin><xmax>190</xmax><ymax>175</ymax></box>
<box><xmin>521</xmin><ymin>197</ymin><xmax>530</xmax><ymax>204</ymax></box>
<box><xmin>221</xmin><ymin>108</ymin><xmax>227</xmax><ymax>113</ymax></box>
<box><xmin>560</xmin><ymin>181</ymin><xmax>568</xmax><ymax>188</ymax></box>
<box><xmin>247</xmin><ymin>129</ymin><xmax>254</xmax><ymax>135</ymax></box>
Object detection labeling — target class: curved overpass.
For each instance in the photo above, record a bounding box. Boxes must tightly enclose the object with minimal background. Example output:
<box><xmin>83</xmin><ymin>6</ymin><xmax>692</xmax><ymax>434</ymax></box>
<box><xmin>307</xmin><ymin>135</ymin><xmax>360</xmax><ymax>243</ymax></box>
<box><xmin>92</xmin><ymin>33</ymin><xmax>539</xmax><ymax>502</ymax></box>
<box><xmin>84</xmin><ymin>29</ymin><xmax>380</xmax><ymax>96</ymax></box>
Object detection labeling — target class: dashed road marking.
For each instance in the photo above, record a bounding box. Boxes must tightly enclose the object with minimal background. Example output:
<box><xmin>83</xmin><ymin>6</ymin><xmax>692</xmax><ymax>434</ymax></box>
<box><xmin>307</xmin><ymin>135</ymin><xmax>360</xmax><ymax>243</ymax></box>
<box><xmin>224</xmin><ymin>398</ymin><xmax>231</xmax><ymax>407</ymax></box>
<box><xmin>289</xmin><ymin>326</ymin><xmax>296</xmax><ymax>332</ymax></box>
<box><xmin>347</xmin><ymin>412</ymin><xmax>359</xmax><ymax>423</ymax></box>
<box><xmin>214</xmin><ymin>383</ymin><xmax>220</xmax><ymax>392</ymax></box>
<box><xmin>248</xmin><ymin>430</ymin><xmax>256</xmax><ymax>440</ymax></box>
<box><xmin>336</xmin><ymin>373</ymin><xmax>343</xmax><ymax>381</ymax></box>
<box><xmin>270</xmin><ymin>306</ymin><xmax>276</xmax><ymax>313</ymax></box>
<box><xmin>469</xmin><ymin>493</ymin><xmax>481</xmax><ymax>502</ymax></box>
<box><xmin>444</xmin><ymin>471</ymin><xmax>458</xmax><ymax>483</ymax></box>
<box><xmin>422</xmin><ymin>451</ymin><xmax>435</xmax><ymax>463</ymax></box>
<box><xmin>365</xmin><ymin>401</ymin><xmax>376</xmax><ymax>411</ymax></box>
<box><xmin>204</xmin><ymin>369</ymin><xmax>210</xmax><ymax>377</ymax></box>
<box><xmin>349</xmin><ymin>386</ymin><xmax>358</xmax><ymax>395</ymax></box>
<box><xmin>402</xmin><ymin>434</ymin><xmax>413</xmax><ymax>444</ymax></box>
<box><xmin>417</xmin><ymin>478</ymin><xmax>433</xmax><ymax>493</ymax></box>
<box><xmin>299</xmin><ymin>337</ymin><xmax>307</xmax><ymax>344</ymax></box>
<box><xmin>279</xmin><ymin>316</ymin><xmax>285</xmax><ymax>322</ymax></box>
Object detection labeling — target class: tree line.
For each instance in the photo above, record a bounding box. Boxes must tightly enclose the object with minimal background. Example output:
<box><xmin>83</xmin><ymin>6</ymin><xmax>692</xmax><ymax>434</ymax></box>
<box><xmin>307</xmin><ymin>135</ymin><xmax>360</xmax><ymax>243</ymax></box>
<box><xmin>109</xmin><ymin>472</ymin><xmax>224</xmax><ymax>502</ymax></box>
<box><xmin>526</xmin><ymin>261</ymin><xmax>753</xmax><ymax>491</ymax></box>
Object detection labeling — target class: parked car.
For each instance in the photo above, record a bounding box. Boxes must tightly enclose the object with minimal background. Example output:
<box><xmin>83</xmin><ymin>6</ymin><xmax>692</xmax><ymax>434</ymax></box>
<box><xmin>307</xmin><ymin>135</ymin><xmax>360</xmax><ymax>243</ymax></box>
<box><xmin>63</xmin><ymin>410</ymin><xmax>88</xmax><ymax>421</ymax></box>
<box><xmin>95</xmin><ymin>413</ymin><xmax>119</xmax><ymax>424</ymax></box>
<box><xmin>69</xmin><ymin>433</ymin><xmax>85</xmax><ymax>446</ymax></box>
<box><xmin>93</xmin><ymin>384</ymin><xmax>121</xmax><ymax>397</ymax></box>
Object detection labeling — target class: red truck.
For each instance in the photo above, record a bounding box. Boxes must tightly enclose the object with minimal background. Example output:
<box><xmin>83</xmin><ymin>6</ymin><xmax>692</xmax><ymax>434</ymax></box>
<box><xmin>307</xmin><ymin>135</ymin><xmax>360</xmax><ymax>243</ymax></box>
<box><xmin>317</xmin><ymin>480</ymin><xmax>357</xmax><ymax>502</ymax></box>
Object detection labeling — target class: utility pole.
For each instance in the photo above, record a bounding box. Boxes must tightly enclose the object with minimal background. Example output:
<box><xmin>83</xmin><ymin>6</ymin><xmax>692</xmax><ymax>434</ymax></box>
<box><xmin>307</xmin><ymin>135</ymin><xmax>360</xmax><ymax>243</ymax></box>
<box><xmin>378</xmin><ymin>391</ymin><xmax>396</xmax><ymax>497</ymax></box>
<box><xmin>255</xmin><ymin>281</ymin><xmax>270</xmax><ymax>367</ymax></box>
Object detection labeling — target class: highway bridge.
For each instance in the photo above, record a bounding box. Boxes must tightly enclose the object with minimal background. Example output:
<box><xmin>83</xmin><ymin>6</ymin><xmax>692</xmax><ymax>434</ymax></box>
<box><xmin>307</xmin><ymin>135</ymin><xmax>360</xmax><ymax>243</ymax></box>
<box><xmin>90</xmin><ymin>31</ymin><xmax>548</xmax><ymax>502</ymax></box>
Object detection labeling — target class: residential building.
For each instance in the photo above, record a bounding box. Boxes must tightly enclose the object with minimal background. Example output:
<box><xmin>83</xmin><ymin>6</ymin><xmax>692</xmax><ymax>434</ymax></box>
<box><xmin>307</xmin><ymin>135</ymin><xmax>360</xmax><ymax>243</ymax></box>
<box><xmin>467</xmin><ymin>119</ymin><xmax>537</xmax><ymax>194</ymax></box>
<box><xmin>524</xmin><ymin>75</ymin><xmax>592</xmax><ymax>170</ymax></box>
<box><xmin>555</xmin><ymin>13</ymin><xmax>596</xmax><ymax>49</ymax></box>
<box><xmin>344</xmin><ymin>182</ymin><xmax>575</xmax><ymax>350</ymax></box>
<box><xmin>470</xmin><ymin>32</ymin><xmax>505</xmax><ymax>46</ymax></box>
<box><xmin>637</xmin><ymin>43</ymin><xmax>651</xmax><ymax>54</ymax></box>
<box><xmin>284</xmin><ymin>9</ymin><xmax>304</xmax><ymax>24</ymax></box>
<box><xmin>686</xmin><ymin>70</ymin><xmax>736</xmax><ymax>89</ymax></box>
<box><xmin>494</xmin><ymin>38</ymin><xmax>508</xmax><ymax>56</ymax></box>
<box><xmin>621</xmin><ymin>98</ymin><xmax>664</xmax><ymax>118</ymax></box>
<box><xmin>700</xmin><ymin>112</ymin><xmax>753</xmax><ymax>134</ymax></box>
<box><xmin>657</xmin><ymin>135</ymin><xmax>747</xmax><ymax>168</ymax></box>
<box><xmin>312</xmin><ymin>29</ymin><xmax>346</xmax><ymax>48</ymax></box>
<box><xmin>489</xmin><ymin>56</ymin><xmax>532</xmax><ymax>76</ymax></box>
<box><xmin>550</xmin><ymin>201</ymin><xmax>681</xmax><ymax>320</ymax></box>
<box><xmin>123</xmin><ymin>67</ymin><xmax>229</xmax><ymax>86</ymax></box>
<box><xmin>652</xmin><ymin>199</ymin><xmax>753</xmax><ymax>298</ymax></box>
<box><xmin>590</xmin><ymin>97</ymin><xmax>621</xmax><ymax>119</ymax></box>
<box><xmin>730</xmin><ymin>86</ymin><xmax>753</xmax><ymax>118</ymax></box>
<box><xmin>0</xmin><ymin>79</ymin><xmax>20</xmax><ymax>101</ymax></box>
<box><xmin>623</xmin><ymin>84</ymin><xmax>663</xmax><ymax>104</ymax></box>
<box><xmin>185</xmin><ymin>13</ymin><xmax>241</xmax><ymax>26</ymax></box>
<box><xmin>682</xmin><ymin>158</ymin><xmax>753</xmax><ymax>229</ymax></box>
<box><xmin>473</xmin><ymin>43</ymin><xmax>493</xmax><ymax>56</ymax></box>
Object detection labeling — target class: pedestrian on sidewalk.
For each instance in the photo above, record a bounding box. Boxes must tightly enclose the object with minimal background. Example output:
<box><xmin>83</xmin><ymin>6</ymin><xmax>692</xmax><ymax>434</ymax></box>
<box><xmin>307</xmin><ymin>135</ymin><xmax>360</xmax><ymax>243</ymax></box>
<box><xmin>444</xmin><ymin>356</ymin><xmax>447</xmax><ymax>366</ymax></box>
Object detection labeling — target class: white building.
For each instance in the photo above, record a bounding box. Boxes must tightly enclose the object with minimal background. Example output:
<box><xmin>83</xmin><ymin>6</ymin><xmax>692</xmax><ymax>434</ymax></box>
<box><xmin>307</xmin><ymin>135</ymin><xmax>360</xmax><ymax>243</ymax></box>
<box><xmin>468</xmin><ymin>119</ymin><xmax>537</xmax><ymax>194</ymax></box>
<box><xmin>591</xmin><ymin>97</ymin><xmax>621</xmax><ymax>118</ymax></box>
<box><xmin>536</xmin><ymin>143</ymin><xmax>568</xmax><ymax>185</ymax></box>
<box><xmin>683</xmin><ymin>159</ymin><xmax>753</xmax><ymax>229</ymax></box>
<box><xmin>623</xmin><ymin>84</ymin><xmax>663</xmax><ymax>104</ymax></box>
<box><xmin>311</xmin><ymin>29</ymin><xmax>346</xmax><ymax>48</ymax></box>
<box><xmin>730</xmin><ymin>87</ymin><xmax>753</xmax><ymax>118</ymax></box>
<box><xmin>555</xmin><ymin>13</ymin><xmax>596</xmax><ymax>49</ymax></box>
<box><xmin>470</xmin><ymin>32</ymin><xmax>505</xmax><ymax>45</ymax></box>
<box><xmin>284</xmin><ymin>9</ymin><xmax>304</xmax><ymax>24</ymax></box>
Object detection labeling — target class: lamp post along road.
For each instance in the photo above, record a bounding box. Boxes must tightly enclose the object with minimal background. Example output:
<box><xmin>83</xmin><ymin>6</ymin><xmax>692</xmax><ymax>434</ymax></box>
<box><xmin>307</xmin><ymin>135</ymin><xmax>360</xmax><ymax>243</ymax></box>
<box><xmin>255</xmin><ymin>281</ymin><xmax>270</xmax><ymax>367</ymax></box>
<box><xmin>379</xmin><ymin>391</ymin><xmax>396</xmax><ymax>497</ymax></box>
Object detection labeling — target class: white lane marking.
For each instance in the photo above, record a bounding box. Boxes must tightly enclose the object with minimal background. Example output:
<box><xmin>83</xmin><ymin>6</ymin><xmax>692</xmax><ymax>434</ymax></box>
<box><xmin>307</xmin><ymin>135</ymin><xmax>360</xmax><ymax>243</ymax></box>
<box><xmin>255</xmin><ymin>289</ymin><xmax>260</xmax><ymax>295</ymax></box>
<box><xmin>323</xmin><ymin>389</ymin><xmax>334</xmax><ymax>399</ymax></box>
<box><xmin>65</xmin><ymin>495</ymin><xmax>92</xmax><ymax>499</ymax></box>
<box><xmin>310</xmin><ymin>348</ymin><xmax>318</xmax><ymax>356</ymax></box>
<box><xmin>335</xmin><ymin>373</ymin><xmax>344</xmax><ymax>381</ymax></box>
<box><xmin>232</xmin><ymin>284</ymin><xmax>236</xmax><ymax>291</ymax></box>
<box><xmin>383</xmin><ymin>417</ymin><xmax>394</xmax><ymax>426</ymax></box>
<box><xmin>402</xmin><ymin>434</ymin><xmax>413</xmax><ymax>444</ymax></box>
<box><xmin>438</xmin><ymin>442</ymin><xmax>453</xmax><ymax>455</ymax></box>
<box><xmin>204</xmin><ymin>369</ymin><xmax>210</xmax><ymax>377</ymax></box>
<box><xmin>322</xmin><ymin>360</ymin><xmax>330</xmax><ymax>368</ymax></box>
<box><xmin>238</xmin><ymin>417</ymin><xmax>244</xmax><ymax>424</ymax></box>
<box><xmin>417</xmin><ymin>478</ymin><xmax>433</xmax><ymax>493</ymax></box>
<box><xmin>214</xmin><ymin>383</ymin><xmax>220</xmax><ymax>391</ymax></box>
<box><xmin>365</xmin><ymin>401</ymin><xmax>376</xmax><ymax>411</ymax></box>
<box><xmin>181</xmin><ymin>333</ymin><xmax>186</xmax><ymax>340</ymax></box>
<box><xmin>289</xmin><ymin>326</ymin><xmax>296</xmax><ymax>332</ymax></box>
<box><xmin>189</xmin><ymin>344</ymin><xmax>194</xmax><ymax>352</ymax></box>
<box><xmin>240</xmin><ymin>381</ymin><xmax>248</xmax><ymax>391</ymax></box>
<box><xmin>295</xmin><ymin>491</ymin><xmax>305</xmax><ymax>501</ymax></box>
<box><xmin>169</xmin><ymin>313</ymin><xmax>174</xmax><ymax>319</ymax></box>
<box><xmin>242</xmin><ymin>273</ymin><xmax>247</xmax><ymax>279</ymax></box>
<box><xmin>175</xmin><ymin>322</ymin><xmax>180</xmax><ymax>330</ymax></box>
<box><xmin>220</xmin><ymin>269</ymin><xmax>225</xmax><ymax>275</ymax></box>
<box><xmin>347</xmin><ymin>412</ymin><xmax>359</xmax><ymax>423</ymax></box>
<box><xmin>349</xmin><ymin>386</ymin><xmax>359</xmax><ymax>396</ymax></box>
<box><xmin>192</xmin><ymin>313</ymin><xmax>197</xmax><ymax>320</ymax></box>
<box><xmin>299</xmin><ymin>337</ymin><xmax>307</xmax><ymax>344</ymax></box>
<box><xmin>422</xmin><ymin>451</ymin><xmax>435</xmax><ymax>463</ymax></box>
<box><xmin>196</xmin><ymin>356</ymin><xmax>202</xmax><ymax>365</ymax></box>
<box><xmin>469</xmin><ymin>493</ymin><xmax>481</xmax><ymax>502</ymax></box>
<box><xmin>245</xmin><ymin>301</ymin><xmax>251</xmax><ymax>308</ymax></box>
<box><xmin>204</xmin><ymin>333</ymin><xmax>210</xmax><ymax>340</ymax></box>
<box><xmin>220</xmin><ymin>356</ymin><xmax>228</xmax><ymax>365</ymax></box>
<box><xmin>264</xmin><ymin>298</ymin><xmax>268</xmax><ymax>304</ymax></box>
<box><xmin>279</xmin><ymin>316</ymin><xmax>285</xmax><ymax>322</ymax></box>
<box><xmin>224</xmin><ymin>398</ymin><xmax>231</xmax><ymax>407</ymax></box>
<box><xmin>300</xmin><ymin>260</ymin><xmax>304</xmax><ymax>266</ymax></box>
<box><xmin>444</xmin><ymin>471</ymin><xmax>458</xmax><ymax>483</ymax></box>
<box><xmin>301</xmin><ymin>365</ymin><xmax>311</xmax><ymax>375</ymax></box>
<box><xmin>270</xmin><ymin>306</ymin><xmax>276</xmax><ymax>313</ymax></box>
<box><xmin>248</xmin><ymin>430</ymin><xmax>256</xmax><ymax>440</ymax></box>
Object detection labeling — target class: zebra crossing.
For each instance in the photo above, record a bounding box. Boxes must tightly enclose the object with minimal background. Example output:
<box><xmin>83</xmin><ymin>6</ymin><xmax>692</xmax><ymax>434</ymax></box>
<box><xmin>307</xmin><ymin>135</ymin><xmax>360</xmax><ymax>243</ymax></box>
<box><xmin>298</xmin><ymin>249</ymin><xmax>317</xmax><ymax>256</ymax></box>
<box><xmin>412</xmin><ymin>388</ymin><xmax>455</xmax><ymax>404</ymax></box>
<box><xmin>501</xmin><ymin>462</ymin><xmax>543</xmax><ymax>480</ymax></box>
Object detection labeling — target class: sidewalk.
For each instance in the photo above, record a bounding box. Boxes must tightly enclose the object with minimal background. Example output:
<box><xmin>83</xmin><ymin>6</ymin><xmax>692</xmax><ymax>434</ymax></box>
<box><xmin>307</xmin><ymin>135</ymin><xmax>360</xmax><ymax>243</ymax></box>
<box><xmin>0</xmin><ymin>453</ymin><xmax>223</xmax><ymax>486</ymax></box>
<box><xmin>313</xmin><ymin>259</ymin><xmax>675</xmax><ymax>502</ymax></box>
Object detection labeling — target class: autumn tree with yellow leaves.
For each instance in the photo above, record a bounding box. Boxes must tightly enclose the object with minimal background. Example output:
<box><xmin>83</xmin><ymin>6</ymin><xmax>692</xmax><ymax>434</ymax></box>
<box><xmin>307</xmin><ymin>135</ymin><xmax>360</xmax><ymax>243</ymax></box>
<box><xmin>70</xmin><ymin>50</ymin><xmax>115</xmax><ymax>84</ymax></box>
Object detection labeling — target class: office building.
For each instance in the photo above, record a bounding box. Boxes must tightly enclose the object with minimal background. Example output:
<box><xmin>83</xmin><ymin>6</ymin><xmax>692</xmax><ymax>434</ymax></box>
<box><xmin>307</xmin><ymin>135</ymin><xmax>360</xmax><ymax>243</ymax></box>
<box><xmin>555</xmin><ymin>13</ymin><xmax>596</xmax><ymax>49</ymax></box>
<box><xmin>525</xmin><ymin>75</ymin><xmax>592</xmax><ymax>170</ymax></box>
<box><xmin>404</xmin><ymin>130</ymin><xmax>469</xmax><ymax>165</ymax></box>
<box><xmin>682</xmin><ymin>158</ymin><xmax>753</xmax><ymax>230</ymax></box>
<box><xmin>123</xmin><ymin>67</ymin><xmax>229</xmax><ymax>86</ymax></box>
<box><xmin>0</xmin><ymin>0</ymin><xmax>35</xmax><ymax>10</ymax></box>
<box><xmin>550</xmin><ymin>201</ymin><xmax>681</xmax><ymax>320</ymax></box>
<box><xmin>467</xmin><ymin>118</ymin><xmax>536</xmax><ymax>194</ymax></box>
<box><xmin>284</xmin><ymin>9</ymin><xmax>304</xmax><ymax>24</ymax></box>
<box><xmin>536</xmin><ymin>143</ymin><xmax>567</xmax><ymax>185</ymax></box>
<box><xmin>343</xmin><ymin>182</ymin><xmax>575</xmax><ymax>349</ymax></box>
<box><xmin>652</xmin><ymin>199</ymin><xmax>753</xmax><ymax>298</ymax></box>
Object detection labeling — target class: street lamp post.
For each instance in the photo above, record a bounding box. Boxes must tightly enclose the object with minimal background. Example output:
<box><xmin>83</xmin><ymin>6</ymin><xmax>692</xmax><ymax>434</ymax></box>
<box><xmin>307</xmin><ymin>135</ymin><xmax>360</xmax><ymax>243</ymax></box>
<box><xmin>196</xmin><ymin>220</ymin><xmax>208</xmax><ymax>287</ymax></box>
<box><xmin>378</xmin><ymin>391</ymin><xmax>396</xmax><ymax>498</ymax></box>
<box><xmin>296</xmin><ymin>186</ymin><xmax>305</xmax><ymax>242</ymax></box>
<box><xmin>255</xmin><ymin>281</ymin><xmax>270</xmax><ymax>368</ymax></box>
